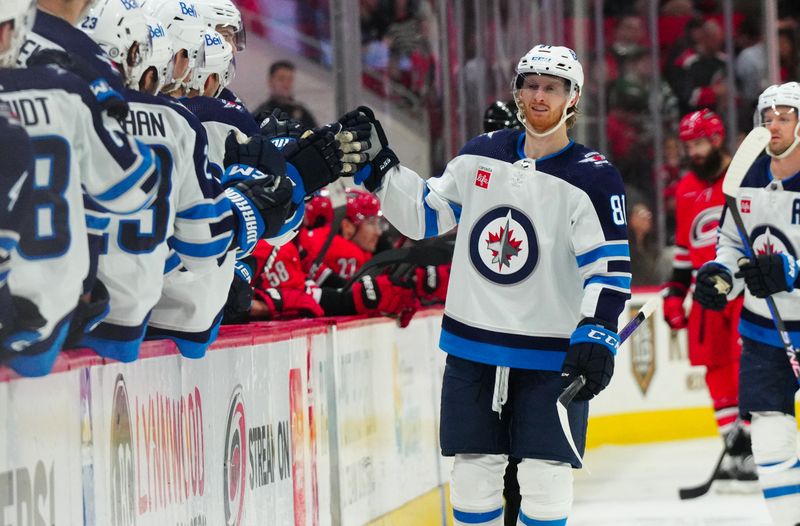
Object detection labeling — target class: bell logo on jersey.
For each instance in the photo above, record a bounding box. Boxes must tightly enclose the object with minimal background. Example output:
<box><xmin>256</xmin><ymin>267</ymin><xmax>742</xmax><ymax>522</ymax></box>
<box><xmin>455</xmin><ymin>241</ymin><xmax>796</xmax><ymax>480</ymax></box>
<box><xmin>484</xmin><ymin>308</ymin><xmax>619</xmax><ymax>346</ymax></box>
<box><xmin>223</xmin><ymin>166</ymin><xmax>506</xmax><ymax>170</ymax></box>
<box><xmin>469</xmin><ymin>206</ymin><xmax>539</xmax><ymax>285</ymax></box>
<box><xmin>475</xmin><ymin>167</ymin><xmax>492</xmax><ymax>189</ymax></box>
<box><xmin>741</xmin><ymin>199</ymin><xmax>751</xmax><ymax>214</ymax></box>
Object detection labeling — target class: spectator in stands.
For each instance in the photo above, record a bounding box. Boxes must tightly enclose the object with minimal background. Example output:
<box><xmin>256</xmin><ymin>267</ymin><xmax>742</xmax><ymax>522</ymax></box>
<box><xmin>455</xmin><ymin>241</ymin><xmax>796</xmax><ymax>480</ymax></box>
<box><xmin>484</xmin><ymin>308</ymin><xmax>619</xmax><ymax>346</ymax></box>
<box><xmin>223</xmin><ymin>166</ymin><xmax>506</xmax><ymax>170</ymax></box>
<box><xmin>735</xmin><ymin>17</ymin><xmax>768</xmax><ymax>126</ymax></box>
<box><xmin>628</xmin><ymin>202</ymin><xmax>665</xmax><ymax>286</ymax></box>
<box><xmin>252</xmin><ymin>60</ymin><xmax>318</xmax><ymax>129</ymax></box>
<box><xmin>669</xmin><ymin>18</ymin><xmax>728</xmax><ymax>116</ymax></box>
<box><xmin>605</xmin><ymin>14</ymin><xmax>646</xmax><ymax>83</ymax></box>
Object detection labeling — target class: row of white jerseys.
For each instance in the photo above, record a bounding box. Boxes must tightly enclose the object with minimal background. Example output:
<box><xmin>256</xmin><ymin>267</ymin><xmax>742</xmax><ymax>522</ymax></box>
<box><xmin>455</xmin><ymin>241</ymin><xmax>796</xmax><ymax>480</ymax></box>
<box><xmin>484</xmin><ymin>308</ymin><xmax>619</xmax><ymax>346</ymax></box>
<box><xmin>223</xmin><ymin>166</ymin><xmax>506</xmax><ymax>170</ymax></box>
<box><xmin>144</xmin><ymin>96</ymin><xmax>261</xmax><ymax>356</ymax></box>
<box><xmin>376</xmin><ymin>128</ymin><xmax>632</xmax><ymax>371</ymax></box>
<box><xmin>81</xmin><ymin>88</ymin><xmax>236</xmax><ymax>360</ymax></box>
<box><xmin>0</xmin><ymin>66</ymin><xmax>159</xmax><ymax>372</ymax></box>
<box><xmin>714</xmin><ymin>154</ymin><xmax>800</xmax><ymax>348</ymax></box>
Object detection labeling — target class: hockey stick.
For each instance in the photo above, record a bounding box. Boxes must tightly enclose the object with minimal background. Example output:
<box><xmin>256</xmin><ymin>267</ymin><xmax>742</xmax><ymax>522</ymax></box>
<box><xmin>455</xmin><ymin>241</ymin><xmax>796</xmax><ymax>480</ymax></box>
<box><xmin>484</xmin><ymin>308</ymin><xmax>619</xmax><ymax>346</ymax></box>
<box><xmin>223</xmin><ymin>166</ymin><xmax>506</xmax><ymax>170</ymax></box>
<box><xmin>677</xmin><ymin>426</ymin><xmax>738</xmax><ymax>499</ymax></box>
<box><xmin>340</xmin><ymin>244</ymin><xmax>454</xmax><ymax>292</ymax></box>
<box><xmin>719</xmin><ymin>127</ymin><xmax>800</xmax><ymax>381</ymax></box>
<box><xmin>556</xmin><ymin>296</ymin><xmax>660</xmax><ymax>464</ymax></box>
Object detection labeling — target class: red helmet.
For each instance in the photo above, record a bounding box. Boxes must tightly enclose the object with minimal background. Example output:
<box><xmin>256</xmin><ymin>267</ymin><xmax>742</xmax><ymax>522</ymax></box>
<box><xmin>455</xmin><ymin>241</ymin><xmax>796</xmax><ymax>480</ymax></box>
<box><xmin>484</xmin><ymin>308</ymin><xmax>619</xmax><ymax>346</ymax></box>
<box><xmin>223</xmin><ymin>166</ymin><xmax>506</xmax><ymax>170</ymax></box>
<box><xmin>678</xmin><ymin>109</ymin><xmax>725</xmax><ymax>142</ymax></box>
<box><xmin>304</xmin><ymin>193</ymin><xmax>333</xmax><ymax>229</ymax></box>
<box><xmin>345</xmin><ymin>188</ymin><xmax>381</xmax><ymax>226</ymax></box>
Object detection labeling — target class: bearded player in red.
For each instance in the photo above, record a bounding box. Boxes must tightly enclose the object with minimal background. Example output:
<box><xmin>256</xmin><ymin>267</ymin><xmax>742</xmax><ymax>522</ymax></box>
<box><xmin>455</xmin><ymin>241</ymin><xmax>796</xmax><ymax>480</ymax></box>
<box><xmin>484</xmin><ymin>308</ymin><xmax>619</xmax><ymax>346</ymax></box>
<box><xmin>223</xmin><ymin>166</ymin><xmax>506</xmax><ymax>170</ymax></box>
<box><xmin>662</xmin><ymin>109</ymin><xmax>755</xmax><ymax>483</ymax></box>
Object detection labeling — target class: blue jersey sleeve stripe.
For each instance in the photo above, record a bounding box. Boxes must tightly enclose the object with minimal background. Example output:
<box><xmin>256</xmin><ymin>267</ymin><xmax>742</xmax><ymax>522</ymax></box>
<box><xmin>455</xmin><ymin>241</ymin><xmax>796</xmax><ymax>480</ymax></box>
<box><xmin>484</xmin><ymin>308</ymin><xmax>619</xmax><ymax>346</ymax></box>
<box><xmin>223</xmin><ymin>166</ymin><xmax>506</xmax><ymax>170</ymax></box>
<box><xmin>164</xmin><ymin>252</ymin><xmax>182</xmax><ymax>274</ymax></box>
<box><xmin>584</xmin><ymin>275</ymin><xmax>631</xmax><ymax>290</ymax></box>
<box><xmin>176</xmin><ymin>200</ymin><xmax>232</xmax><ymax>220</ymax></box>
<box><xmin>171</xmin><ymin>236</ymin><xmax>231</xmax><ymax>258</ymax></box>
<box><xmin>423</xmin><ymin>186</ymin><xmax>439</xmax><ymax>238</ymax></box>
<box><xmin>575</xmin><ymin>243</ymin><xmax>630</xmax><ymax>267</ymax></box>
<box><xmin>94</xmin><ymin>141</ymin><xmax>155</xmax><ymax>202</ymax></box>
<box><xmin>85</xmin><ymin>214</ymin><xmax>111</xmax><ymax>230</ymax></box>
<box><xmin>0</xmin><ymin>237</ymin><xmax>17</xmax><ymax>251</ymax></box>
<box><xmin>449</xmin><ymin>202</ymin><xmax>462</xmax><ymax>223</ymax></box>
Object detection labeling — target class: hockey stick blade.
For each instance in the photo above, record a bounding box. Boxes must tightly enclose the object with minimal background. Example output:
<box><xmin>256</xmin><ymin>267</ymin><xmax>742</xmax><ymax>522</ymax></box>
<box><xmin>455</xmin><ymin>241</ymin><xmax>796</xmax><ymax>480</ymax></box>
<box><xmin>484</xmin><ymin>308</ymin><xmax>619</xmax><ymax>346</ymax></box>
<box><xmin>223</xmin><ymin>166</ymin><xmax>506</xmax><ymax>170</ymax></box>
<box><xmin>722</xmin><ymin>127</ymin><xmax>769</xmax><ymax>198</ymax></box>
<box><xmin>341</xmin><ymin>244</ymin><xmax>454</xmax><ymax>291</ymax></box>
<box><xmin>556</xmin><ymin>296</ymin><xmax>660</xmax><ymax>464</ymax></box>
<box><xmin>678</xmin><ymin>445</ymin><xmax>728</xmax><ymax>500</ymax></box>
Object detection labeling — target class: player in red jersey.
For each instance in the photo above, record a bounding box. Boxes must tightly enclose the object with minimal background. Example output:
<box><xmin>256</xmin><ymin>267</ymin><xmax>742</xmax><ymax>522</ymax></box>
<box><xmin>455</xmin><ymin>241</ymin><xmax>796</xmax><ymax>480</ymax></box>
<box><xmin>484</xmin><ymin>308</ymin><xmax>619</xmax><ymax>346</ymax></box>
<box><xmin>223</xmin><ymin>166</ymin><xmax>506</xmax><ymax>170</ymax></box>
<box><xmin>662</xmin><ymin>109</ymin><xmax>754</xmax><ymax>481</ymax></box>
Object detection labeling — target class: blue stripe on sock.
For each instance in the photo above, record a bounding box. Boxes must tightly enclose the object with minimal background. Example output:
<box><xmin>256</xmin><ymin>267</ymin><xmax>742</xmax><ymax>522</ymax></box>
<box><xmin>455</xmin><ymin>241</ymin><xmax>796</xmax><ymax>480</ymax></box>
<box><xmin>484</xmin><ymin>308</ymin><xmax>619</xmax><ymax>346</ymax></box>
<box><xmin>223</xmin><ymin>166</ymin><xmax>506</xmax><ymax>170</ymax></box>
<box><xmin>763</xmin><ymin>484</ymin><xmax>800</xmax><ymax>499</ymax></box>
<box><xmin>453</xmin><ymin>507</ymin><xmax>503</xmax><ymax>524</ymax></box>
<box><xmin>519</xmin><ymin>511</ymin><xmax>567</xmax><ymax>525</ymax></box>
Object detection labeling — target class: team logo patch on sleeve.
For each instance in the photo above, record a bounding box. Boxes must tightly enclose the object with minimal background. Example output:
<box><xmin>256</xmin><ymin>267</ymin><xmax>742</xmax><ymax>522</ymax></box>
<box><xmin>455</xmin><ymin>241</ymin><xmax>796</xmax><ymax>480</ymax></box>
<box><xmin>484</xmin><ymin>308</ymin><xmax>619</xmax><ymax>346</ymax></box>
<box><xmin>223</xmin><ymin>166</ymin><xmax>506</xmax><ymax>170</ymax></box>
<box><xmin>469</xmin><ymin>206</ymin><xmax>538</xmax><ymax>285</ymax></box>
<box><xmin>578</xmin><ymin>152</ymin><xmax>609</xmax><ymax>167</ymax></box>
<box><xmin>475</xmin><ymin>167</ymin><xmax>492</xmax><ymax>189</ymax></box>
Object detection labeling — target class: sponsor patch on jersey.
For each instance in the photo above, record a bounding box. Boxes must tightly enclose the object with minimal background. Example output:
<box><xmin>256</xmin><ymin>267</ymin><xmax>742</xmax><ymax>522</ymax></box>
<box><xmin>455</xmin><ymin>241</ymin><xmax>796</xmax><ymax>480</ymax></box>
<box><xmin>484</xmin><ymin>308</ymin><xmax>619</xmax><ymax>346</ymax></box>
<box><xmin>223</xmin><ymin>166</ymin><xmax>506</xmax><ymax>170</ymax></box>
<box><xmin>475</xmin><ymin>167</ymin><xmax>492</xmax><ymax>189</ymax></box>
<box><xmin>740</xmin><ymin>199</ymin><xmax>751</xmax><ymax>214</ymax></box>
<box><xmin>469</xmin><ymin>206</ymin><xmax>538</xmax><ymax>285</ymax></box>
<box><xmin>750</xmin><ymin>225</ymin><xmax>797</xmax><ymax>259</ymax></box>
<box><xmin>689</xmin><ymin>205</ymin><xmax>723</xmax><ymax>248</ymax></box>
<box><xmin>578</xmin><ymin>151</ymin><xmax>609</xmax><ymax>167</ymax></box>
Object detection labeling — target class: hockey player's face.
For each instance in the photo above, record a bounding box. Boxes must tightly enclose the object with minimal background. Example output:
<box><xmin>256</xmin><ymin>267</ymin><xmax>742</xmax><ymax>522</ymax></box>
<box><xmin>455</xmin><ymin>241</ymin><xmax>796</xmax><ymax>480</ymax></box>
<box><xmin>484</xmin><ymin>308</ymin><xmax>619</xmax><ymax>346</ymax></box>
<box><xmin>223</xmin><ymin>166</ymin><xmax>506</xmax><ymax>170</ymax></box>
<box><xmin>763</xmin><ymin>106</ymin><xmax>799</xmax><ymax>155</ymax></box>
<box><xmin>351</xmin><ymin>217</ymin><xmax>383</xmax><ymax>253</ymax></box>
<box><xmin>518</xmin><ymin>75</ymin><xmax>569</xmax><ymax>132</ymax></box>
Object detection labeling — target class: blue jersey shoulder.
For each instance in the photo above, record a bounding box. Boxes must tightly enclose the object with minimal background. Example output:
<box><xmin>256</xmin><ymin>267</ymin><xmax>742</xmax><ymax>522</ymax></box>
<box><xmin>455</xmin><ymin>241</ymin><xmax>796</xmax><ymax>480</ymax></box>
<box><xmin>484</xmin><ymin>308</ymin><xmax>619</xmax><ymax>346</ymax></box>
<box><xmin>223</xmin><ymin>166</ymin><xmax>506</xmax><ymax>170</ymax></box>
<box><xmin>739</xmin><ymin>155</ymin><xmax>800</xmax><ymax>191</ymax></box>
<box><xmin>0</xmin><ymin>66</ymin><xmax>98</xmax><ymax>111</ymax></box>
<box><xmin>457</xmin><ymin>128</ymin><xmax>522</xmax><ymax>163</ymax></box>
<box><xmin>179</xmin><ymin>96</ymin><xmax>259</xmax><ymax>135</ymax></box>
<box><xmin>32</xmin><ymin>10</ymin><xmax>126</xmax><ymax>93</ymax></box>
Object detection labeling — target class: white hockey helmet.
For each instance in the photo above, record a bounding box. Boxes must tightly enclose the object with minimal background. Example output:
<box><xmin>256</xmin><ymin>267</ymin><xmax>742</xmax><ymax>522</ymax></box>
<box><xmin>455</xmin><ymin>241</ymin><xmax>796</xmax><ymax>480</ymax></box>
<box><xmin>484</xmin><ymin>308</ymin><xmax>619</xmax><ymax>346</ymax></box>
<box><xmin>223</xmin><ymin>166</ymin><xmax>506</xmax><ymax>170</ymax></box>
<box><xmin>513</xmin><ymin>44</ymin><xmax>584</xmax><ymax>137</ymax></box>
<box><xmin>755</xmin><ymin>82</ymin><xmax>800</xmax><ymax>158</ymax></box>
<box><xmin>136</xmin><ymin>16</ymin><xmax>175</xmax><ymax>94</ymax></box>
<box><xmin>189</xmin><ymin>29</ymin><xmax>234</xmax><ymax>97</ymax></box>
<box><xmin>147</xmin><ymin>0</ymin><xmax>206</xmax><ymax>90</ymax></box>
<box><xmin>0</xmin><ymin>0</ymin><xmax>37</xmax><ymax>68</ymax></box>
<box><xmin>194</xmin><ymin>0</ymin><xmax>245</xmax><ymax>51</ymax></box>
<box><xmin>81</xmin><ymin>0</ymin><xmax>153</xmax><ymax>89</ymax></box>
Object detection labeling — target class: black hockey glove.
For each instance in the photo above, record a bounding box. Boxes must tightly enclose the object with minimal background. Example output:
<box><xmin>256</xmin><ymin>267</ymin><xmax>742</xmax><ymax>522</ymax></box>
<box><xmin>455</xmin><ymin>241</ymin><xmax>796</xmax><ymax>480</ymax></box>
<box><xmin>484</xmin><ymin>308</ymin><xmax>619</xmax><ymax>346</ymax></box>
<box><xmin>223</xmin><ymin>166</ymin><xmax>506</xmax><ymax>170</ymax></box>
<box><xmin>223</xmin><ymin>131</ymin><xmax>288</xmax><ymax>176</ymax></box>
<box><xmin>561</xmin><ymin>319</ymin><xmax>619</xmax><ymax>401</ymax></box>
<box><xmin>257</xmin><ymin>108</ymin><xmax>308</xmax><ymax>141</ymax></box>
<box><xmin>27</xmin><ymin>49</ymin><xmax>129</xmax><ymax>120</ymax></box>
<box><xmin>222</xmin><ymin>263</ymin><xmax>254</xmax><ymax>325</ymax></box>
<box><xmin>693</xmin><ymin>262</ymin><xmax>733</xmax><ymax>310</ymax></box>
<box><xmin>338</xmin><ymin>106</ymin><xmax>399</xmax><ymax>192</ymax></box>
<box><xmin>735</xmin><ymin>254</ymin><xmax>798</xmax><ymax>298</ymax></box>
<box><xmin>63</xmin><ymin>279</ymin><xmax>110</xmax><ymax>349</ymax></box>
<box><xmin>281</xmin><ymin>123</ymin><xmax>347</xmax><ymax>195</ymax></box>
<box><xmin>223</xmin><ymin>165</ymin><xmax>296</xmax><ymax>248</ymax></box>
<box><xmin>0</xmin><ymin>293</ymin><xmax>48</xmax><ymax>363</ymax></box>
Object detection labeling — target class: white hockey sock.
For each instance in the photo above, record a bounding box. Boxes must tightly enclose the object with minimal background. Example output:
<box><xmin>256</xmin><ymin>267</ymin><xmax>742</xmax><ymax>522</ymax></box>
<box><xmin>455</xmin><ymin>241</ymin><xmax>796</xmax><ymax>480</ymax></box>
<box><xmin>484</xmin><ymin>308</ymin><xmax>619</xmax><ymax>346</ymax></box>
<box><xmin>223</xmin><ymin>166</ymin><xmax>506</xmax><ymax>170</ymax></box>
<box><xmin>751</xmin><ymin>412</ymin><xmax>800</xmax><ymax>526</ymax></box>
<box><xmin>516</xmin><ymin>459</ymin><xmax>571</xmax><ymax>526</ymax></box>
<box><xmin>450</xmin><ymin>454</ymin><xmax>507</xmax><ymax>526</ymax></box>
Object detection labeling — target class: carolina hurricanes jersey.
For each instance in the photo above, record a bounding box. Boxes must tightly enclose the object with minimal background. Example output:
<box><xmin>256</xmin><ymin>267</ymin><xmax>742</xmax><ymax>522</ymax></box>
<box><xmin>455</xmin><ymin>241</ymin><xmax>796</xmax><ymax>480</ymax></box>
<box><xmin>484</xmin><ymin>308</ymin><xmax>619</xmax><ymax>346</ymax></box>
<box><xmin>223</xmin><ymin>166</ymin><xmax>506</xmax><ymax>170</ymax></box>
<box><xmin>673</xmin><ymin>171</ymin><xmax>726</xmax><ymax>271</ymax></box>
<box><xmin>376</xmin><ymin>128</ymin><xmax>631</xmax><ymax>371</ymax></box>
<box><xmin>85</xmin><ymin>89</ymin><xmax>234</xmax><ymax>347</ymax></box>
<box><xmin>248</xmin><ymin>240</ymin><xmax>307</xmax><ymax>290</ymax></box>
<box><xmin>17</xmin><ymin>9</ymin><xmax>126</xmax><ymax>93</ymax></box>
<box><xmin>298</xmin><ymin>226</ymin><xmax>373</xmax><ymax>279</ymax></box>
<box><xmin>0</xmin><ymin>67</ymin><xmax>159</xmax><ymax>344</ymax></box>
<box><xmin>715</xmin><ymin>155</ymin><xmax>800</xmax><ymax>348</ymax></box>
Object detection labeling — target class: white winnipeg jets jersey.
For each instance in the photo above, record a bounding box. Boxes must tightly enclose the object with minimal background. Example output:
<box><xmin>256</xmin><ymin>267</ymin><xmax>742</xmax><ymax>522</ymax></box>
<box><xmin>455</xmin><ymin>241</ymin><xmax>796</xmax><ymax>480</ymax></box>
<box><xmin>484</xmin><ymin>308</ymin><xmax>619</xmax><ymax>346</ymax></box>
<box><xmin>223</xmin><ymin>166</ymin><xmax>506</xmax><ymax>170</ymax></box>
<box><xmin>377</xmin><ymin>128</ymin><xmax>632</xmax><ymax>371</ymax></box>
<box><xmin>87</xmin><ymin>89</ymin><xmax>234</xmax><ymax>341</ymax></box>
<box><xmin>715</xmin><ymin>154</ymin><xmax>800</xmax><ymax>348</ymax></box>
<box><xmin>0</xmin><ymin>67</ymin><xmax>159</xmax><ymax>343</ymax></box>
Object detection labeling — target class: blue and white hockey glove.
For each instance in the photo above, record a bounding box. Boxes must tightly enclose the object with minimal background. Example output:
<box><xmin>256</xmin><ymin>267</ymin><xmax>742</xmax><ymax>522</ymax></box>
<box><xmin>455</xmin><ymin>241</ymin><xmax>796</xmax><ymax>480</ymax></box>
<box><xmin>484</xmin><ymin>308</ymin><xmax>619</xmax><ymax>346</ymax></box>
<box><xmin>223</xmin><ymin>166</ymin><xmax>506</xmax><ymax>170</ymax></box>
<box><xmin>338</xmin><ymin>106</ymin><xmax>399</xmax><ymax>192</ymax></box>
<box><xmin>258</xmin><ymin>109</ymin><xmax>307</xmax><ymax>145</ymax></box>
<box><xmin>222</xmin><ymin>164</ymin><xmax>296</xmax><ymax>255</ymax></box>
<box><xmin>561</xmin><ymin>319</ymin><xmax>619</xmax><ymax>401</ymax></box>
<box><xmin>282</xmin><ymin>123</ymin><xmax>353</xmax><ymax>195</ymax></box>
<box><xmin>694</xmin><ymin>262</ymin><xmax>733</xmax><ymax>310</ymax></box>
<box><xmin>735</xmin><ymin>254</ymin><xmax>799</xmax><ymax>298</ymax></box>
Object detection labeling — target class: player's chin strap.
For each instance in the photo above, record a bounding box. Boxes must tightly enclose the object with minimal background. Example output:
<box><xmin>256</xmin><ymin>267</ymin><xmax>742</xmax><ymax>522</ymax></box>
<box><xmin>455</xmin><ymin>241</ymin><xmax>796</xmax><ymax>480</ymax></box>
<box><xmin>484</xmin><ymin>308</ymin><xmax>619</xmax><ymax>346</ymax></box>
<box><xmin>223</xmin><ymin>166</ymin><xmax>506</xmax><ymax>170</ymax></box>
<box><xmin>491</xmin><ymin>365</ymin><xmax>510</xmax><ymax>417</ymax></box>
<box><xmin>766</xmin><ymin>121</ymin><xmax>800</xmax><ymax>159</ymax></box>
<box><xmin>513</xmin><ymin>88</ymin><xmax>578</xmax><ymax>138</ymax></box>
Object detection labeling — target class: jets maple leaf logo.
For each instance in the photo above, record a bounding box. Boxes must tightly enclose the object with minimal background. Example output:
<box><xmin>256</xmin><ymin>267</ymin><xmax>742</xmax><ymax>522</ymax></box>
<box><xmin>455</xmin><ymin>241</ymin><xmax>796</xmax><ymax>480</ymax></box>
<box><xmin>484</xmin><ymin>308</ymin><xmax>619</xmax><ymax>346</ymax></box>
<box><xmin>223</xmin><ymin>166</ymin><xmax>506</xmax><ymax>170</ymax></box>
<box><xmin>485</xmin><ymin>212</ymin><xmax>523</xmax><ymax>270</ymax></box>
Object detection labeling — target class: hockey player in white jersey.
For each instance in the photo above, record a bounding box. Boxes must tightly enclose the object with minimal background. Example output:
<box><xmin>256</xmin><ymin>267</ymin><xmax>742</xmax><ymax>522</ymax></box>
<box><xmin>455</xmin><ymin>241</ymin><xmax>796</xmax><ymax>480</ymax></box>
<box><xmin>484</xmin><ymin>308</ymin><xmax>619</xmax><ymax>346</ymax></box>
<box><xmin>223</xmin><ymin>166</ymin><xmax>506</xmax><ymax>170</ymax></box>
<box><xmin>695</xmin><ymin>82</ymin><xmax>800</xmax><ymax>526</ymax></box>
<box><xmin>0</xmin><ymin>102</ymin><xmax>46</xmax><ymax>370</ymax></box>
<box><xmin>342</xmin><ymin>45</ymin><xmax>631</xmax><ymax>525</ymax></box>
<box><xmin>146</xmin><ymin>0</ymin><xmax>205</xmax><ymax>98</ymax></box>
<box><xmin>0</xmin><ymin>0</ymin><xmax>162</xmax><ymax>376</ymax></box>
<box><xmin>192</xmin><ymin>0</ymin><xmax>245</xmax><ymax>104</ymax></box>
